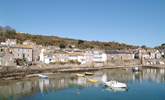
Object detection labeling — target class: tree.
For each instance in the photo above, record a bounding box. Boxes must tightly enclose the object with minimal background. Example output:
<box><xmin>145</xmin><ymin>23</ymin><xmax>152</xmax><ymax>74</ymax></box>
<box><xmin>78</xmin><ymin>40</ymin><xmax>84</xmax><ymax>45</ymax></box>
<box><xmin>59</xmin><ymin>43</ymin><xmax>66</xmax><ymax>49</ymax></box>
<box><xmin>77</xmin><ymin>40</ymin><xmax>84</xmax><ymax>48</ymax></box>
<box><xmin>161</xmin><ymin>43</ymin><xmax>165</xmax><ymax>47</ymax></box>
<box><xmin>69</xmin><ymin>45</ymin><xmax>72</xmax><ymax>49</ymax></box>
<box><xmin>141</xmin><ymin>45</ymin><xmax>147</xmax><ymax>49</ymax></box>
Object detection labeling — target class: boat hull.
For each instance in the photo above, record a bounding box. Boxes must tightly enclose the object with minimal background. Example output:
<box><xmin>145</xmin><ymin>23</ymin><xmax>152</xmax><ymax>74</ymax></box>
<box><xmin>85</xmin><ymin>72</ymin><xmax>94</xmax><ymax>75</ymax></box>
<box><xmin>38</xmin><ymin>74</ymin><xmax>48</xmax><ymax>79</ymax></box>
<box><xmin>88</xmin><ymin>79</ymin><xmax>98</xmax><ymax>83</ymax></box>
<box><xmin>104</xmin><ymin>81</ymin><xmax>127</xmax><ymax>88</ymax></box>
<box><xmin>105</xmin><ymin>87</ymin><xmax>128</xmax><ymax>92</ymax></box>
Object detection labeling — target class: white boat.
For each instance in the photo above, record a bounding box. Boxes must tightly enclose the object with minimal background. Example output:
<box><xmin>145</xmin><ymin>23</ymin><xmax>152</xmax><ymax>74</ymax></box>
<box><xmin>104</xmin><ymin>80</ymin><xmax>127</xmax><ymax>88</ymax></box>
<box><xmin>38</xmin><ymin>74</ymin><xmax>48</xmax><ymax>79</ymax></box>
<box><xmin>87</xmin><ymin>79</ymin><xmax>98</xmax><ymax>83</ymax></box>
<box><xmin>132</xmin><ymin>66</ymin><xmax>141</xmax><ymax>72</ymax></box>
<box><xmin>105</xmin><ymin>87</ymin><xmax>128</xmax><ymax>92</ymax></box>
<box><xmin>85</xmin><ymin>72</ymin><xmax>94</xmax><ymax>75</ymax></box>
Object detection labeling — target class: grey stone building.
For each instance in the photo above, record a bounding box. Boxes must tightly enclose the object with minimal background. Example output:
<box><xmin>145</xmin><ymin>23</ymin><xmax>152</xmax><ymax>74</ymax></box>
<box><xmin>11</xmin><ymin>45</ymin><xmax>33</xmax><ymax>62</ymax></box>
<box><xmin>23</xmin><ymin>40</ymin><xmax>42</xmax><ymax>62</ymax></box>
<box><xmin>0</xmin><ymin>45</ymin><xmax>33</xmax><ymax>62</ymax></box>
<box><xmin>0</xmin><ymin>52</ymin><xmax>15</xmax><ymax>66</ymax></box>
<box><xmin>105</xmin><ymin>50</ymin><xmax>135</xmax><ymax>61</ymax></box>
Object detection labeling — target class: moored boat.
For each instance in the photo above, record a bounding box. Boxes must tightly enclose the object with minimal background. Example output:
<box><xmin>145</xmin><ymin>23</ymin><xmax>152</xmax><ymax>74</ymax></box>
<box><xmin>105</xmin><ymin>87</ymin><xmax>128</xmax><ymax>92</ymax></box>
<box><xmin>104</xmin><ymin>80</ymin><xmax>127</xmax><ymax>88</ymax></box>
<box><xmin>76</xmin><ymin>73</ymin><xmax>85</xmax><ymax>77</ymax></box>
<box><xmin>87</xmin><ymin>79</ymin><xmax>98</xmax><ymax>83</ymax></box>
<box><xmin>37</xmin><ymin>74</ymin><xmax>48</xmax><ymax>79</ymax></box>
<box><xmin>85</xmin><ymin>72</ymin><xmax>94</xmax><ymax>75</ymax></box>
<box><xmin>132</xmin><ymin>66</ymin><xmax>141</xmax><ymax>72</ymax></box>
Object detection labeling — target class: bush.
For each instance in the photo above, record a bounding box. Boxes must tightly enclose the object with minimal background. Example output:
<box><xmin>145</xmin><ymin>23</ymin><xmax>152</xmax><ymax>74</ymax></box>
<box><xmin>68</xmin><ymin>60</ymin><xmax>81</xmax><ymax>65</ymax></box>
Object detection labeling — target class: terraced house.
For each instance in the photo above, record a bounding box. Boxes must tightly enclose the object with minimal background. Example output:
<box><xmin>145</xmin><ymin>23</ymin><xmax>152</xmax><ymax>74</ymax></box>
<box><xmin>105</xmin><ymin>50</ymin><xmax>135</xmax><ymax>61</ymax></box>
<box><xmin>0</xmin><ymin>39</ymin><xmax>34</xmax><ymax>66</ymax></box>
<box><xmin>0</xmin><ymin>45</ymin><xmax>33</xmax><ymax>62</ymax></box>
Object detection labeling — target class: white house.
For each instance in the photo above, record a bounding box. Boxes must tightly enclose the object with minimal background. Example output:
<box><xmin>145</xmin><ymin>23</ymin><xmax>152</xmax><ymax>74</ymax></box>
<box><xmin>44</xmin><ymin>55</ymin><xmax>56</xmax><ymax>64</ymax></box>
<box><xmin>92</xmin><ymin>51</ymin><xmax>107</xmax><ymax>63</ymax></box>
<box><xmin>5</xmin><ymin>39</ymin><xmax>17</xmax><ymax>46</ymax></box>
<box><xmin>39</xmin><ymin>49</ymin><xmax>45</xmax><ymax>62</ymax></box>
<box><xmin>68</xmin><ymin>54</ymin><xmax>86</xmax><ymax>64</ymax></box>
<box><xmin>137</xmin><ymin>49</ymin><xmax>162</xmax><ymax>59</ymax></box>
<box><xmin>23</xmin><ymin>40</ymin><xmax>36</xmax><ymax>45</ymax></box>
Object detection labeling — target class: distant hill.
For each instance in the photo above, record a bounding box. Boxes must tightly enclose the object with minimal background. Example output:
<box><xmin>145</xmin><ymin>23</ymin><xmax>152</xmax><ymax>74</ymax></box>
<box><xmin>0</xmin><ymin>25</ymin><xmax>138</xmax><ymax>50</ymax></box>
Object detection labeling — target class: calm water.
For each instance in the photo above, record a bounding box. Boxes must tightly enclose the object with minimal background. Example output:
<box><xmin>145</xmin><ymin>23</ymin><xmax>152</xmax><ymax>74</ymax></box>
<box><xmin>0</xmin><ymin>68</ymin><xmax>165</xmax><ymax>100</ymax></box>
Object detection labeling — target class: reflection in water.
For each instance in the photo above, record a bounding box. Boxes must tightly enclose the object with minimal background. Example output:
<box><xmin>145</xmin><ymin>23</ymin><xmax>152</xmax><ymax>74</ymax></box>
<box><xmin>0</xmin><ymin>68</ymin><xmax>165</xmax><ymax>99</ymax></box>
<box><xmin>142</xmin><ymin>68</ymin><xmax>165</xmax><ymax>83</ymax></box>
<box><xmin>39</xmin><ymin>79</ymin><xmax>49</xmax><ymax>93</ymax></box>
<box><xmin>102</xmin><ymin>74</ymin><xmax>107</xmax><ymax>83</ymax></box>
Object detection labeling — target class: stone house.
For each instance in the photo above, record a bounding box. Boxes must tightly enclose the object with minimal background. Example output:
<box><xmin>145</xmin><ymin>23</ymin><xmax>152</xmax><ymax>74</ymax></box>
<box><xmin>11</xmin><ymin>45</ymin><xmax>33</xmax><ymax>62</ymax></box>
<box><xmin>23</xmin><ymin>40</ymin><xmax>42</xmax><ymax>62</ymax></box>
<box><xmin>92</xmin><ymin>51</ymin><xmax>107</xmax><ymax>63</ymax></box>
<box><xmin>41</xmin><ymin>49</ymin><xmax>87</xmax><ymax>64</ymax></box>
<box><xmin>39</xmin><ymin>48</ymin><xmax>45</xmax><ymax>62</ymax></box>
<box><xmin>0</xmin><ymin>39</ymin><xmax>16</xmax><ymax>46</ymax></box>
<box><xmin>84</xmin><ymin>51</ymin><xmax>93</xmax><ymax>64</ymax></box>
<box><xmin>83</xmin><ymin>50</ymin><xmax>108</xmax><ymax>65</ymax></box>
<box><xmin>105</xmin><ymin>50</ymin><xmax>135</xmax><ymax>61</ymax></box>
<box><xmin>0</xmin><ymin>45</ymin><xmax>33</xmax><ymax>62</ymax></box>
<box><xmin>43</xmin><ymin>54</ymin><xmax>56</xmax><ymax>64</ymax></box>
<box><xmin>54</xmin><ymin>53</ymin><xmax>69</xmax><ymax>63</ymax></box>
<box><xmin>0</xmin><ymin>39</ymin><xmax>43</xmax><ymax>64</ymax></box>
<box><xmin>32</xmin><ymin>45</ymin><xmax>42</xmax><ymax>62</ymax></box>
<box><xmin>135</xmin><ymin>49</ymin><xmax>161</xmax><ymax>59</ymax></box>
<box><xmin>40</xmin><ymin>49</ymin><xmax>108</xmax><ymax>65</ymax></box>
<box><xmin>52</xmin><ymin>52</ymin><xmax>85</xmax><ymax>64</ymax></box>
<box><xmin>67</xmin><ymin>53</ymin><xmax>86</xmax><ymax>64</ymax></box>
<box><xmin>160</xmin><ymin>49</ymin><xmax>165</xmax><ymax>58</ymax></box>
<box><xmin>23</xmin><ymin>40</ymin><xmax>36</xmax><ymax>45</ymax></box>
<box><xmin>0</xmin><ymin>52</ymin><xmax>15</xmax><ymax>66</ymax></box>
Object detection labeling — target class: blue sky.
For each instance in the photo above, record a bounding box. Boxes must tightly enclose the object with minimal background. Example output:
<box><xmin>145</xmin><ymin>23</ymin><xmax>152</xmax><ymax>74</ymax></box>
<box><xmin>0</xmin><ymin>0</ymin><xmax>165</xmax><ymax>47</ymax></box>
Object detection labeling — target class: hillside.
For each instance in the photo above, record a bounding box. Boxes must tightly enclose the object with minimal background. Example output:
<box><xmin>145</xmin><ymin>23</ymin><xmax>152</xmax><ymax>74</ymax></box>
<box><xmin>0</xmin><ymin>26</ymin><xmax>138</xmax><ymax>50</ymax></box>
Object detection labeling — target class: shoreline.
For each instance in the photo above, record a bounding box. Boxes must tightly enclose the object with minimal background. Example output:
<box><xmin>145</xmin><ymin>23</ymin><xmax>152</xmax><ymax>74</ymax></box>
<box><xmin>0</xmin><ymin>64</ymin><xmax>165</xmax><ymax>80</ymax></box>
<box><xmin>0</xmin><ymin>65</ymin><xmax>134</xmax><ymax>80</ymax></box>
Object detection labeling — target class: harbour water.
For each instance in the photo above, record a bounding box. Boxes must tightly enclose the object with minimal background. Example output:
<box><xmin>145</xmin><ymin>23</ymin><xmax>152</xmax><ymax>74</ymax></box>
<box><xmin>0</xmin><ymin>68</ymin><xmax>165</xmax><ymax>100</ymax></box>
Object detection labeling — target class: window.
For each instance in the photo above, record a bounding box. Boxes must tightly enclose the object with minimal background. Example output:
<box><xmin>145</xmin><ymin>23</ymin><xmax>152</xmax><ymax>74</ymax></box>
<box><xmin>10</xmin><ymin>51</ymin><xmax>12</xmax><ymax>54</ymax></box>
<box><xmin>23</xmin><ymin>54</ymin><xmax>25</xmax><ymax>58</ymax></box>
<box><xmin>0</xmin><ymin>49</ymin><xmax>3</xmax><ymax>52</ymax></box>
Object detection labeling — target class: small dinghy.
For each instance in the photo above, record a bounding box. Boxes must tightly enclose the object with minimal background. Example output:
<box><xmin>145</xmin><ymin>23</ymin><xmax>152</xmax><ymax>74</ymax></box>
<box><xmin>85</xmin><ymin>72</ymin><xmax>94</xmax><ymax>75</ymax></box>
<box><xmin>37</xmin><ymin>74</ymin><xmax>48</xmax><ymax>79</ymax></box>
<box><xmin>87</xmin><ymin>79</ymin><xmax>98</xmax><ymax>83</ymax></box>
<box><xmin>76</xmin><ymin>73</ymin><xmax>85</xmax><ymax>77</ymax></box>
<box><xmin>105</xmin><ymin>87</ymin><xmax>128</xmax><ymax>92</ymax></box>
<box><xmin>132</xmin><ymin>66</ymin><xmax>141</xmax><ymax>72</ymax></box>
<box><xmin>104</xmin><ymin>80</ymin><xmax>127</xmax><ymax>88</ymax></box>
